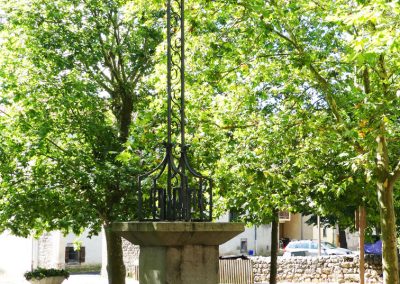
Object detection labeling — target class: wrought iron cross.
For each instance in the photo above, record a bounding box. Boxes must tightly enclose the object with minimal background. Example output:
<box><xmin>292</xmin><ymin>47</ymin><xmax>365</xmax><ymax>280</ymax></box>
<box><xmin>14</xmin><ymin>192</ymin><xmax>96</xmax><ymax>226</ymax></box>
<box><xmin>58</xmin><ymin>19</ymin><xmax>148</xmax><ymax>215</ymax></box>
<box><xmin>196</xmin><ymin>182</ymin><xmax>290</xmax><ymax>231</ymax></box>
<box><xmin>138</xmin><ymin>0</ymin><xmax>212</xmax><ymax>221</ymax></box>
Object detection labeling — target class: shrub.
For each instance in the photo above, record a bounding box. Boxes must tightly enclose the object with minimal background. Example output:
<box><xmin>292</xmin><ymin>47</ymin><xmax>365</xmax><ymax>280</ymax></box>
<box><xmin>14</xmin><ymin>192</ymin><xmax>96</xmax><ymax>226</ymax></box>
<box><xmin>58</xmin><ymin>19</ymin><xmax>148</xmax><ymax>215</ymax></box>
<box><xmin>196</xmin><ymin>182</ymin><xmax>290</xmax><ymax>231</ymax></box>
<box><xmin>24</xmin><ymin>267</ymin><xmax>70</xmax><ymax>280</ymax></box>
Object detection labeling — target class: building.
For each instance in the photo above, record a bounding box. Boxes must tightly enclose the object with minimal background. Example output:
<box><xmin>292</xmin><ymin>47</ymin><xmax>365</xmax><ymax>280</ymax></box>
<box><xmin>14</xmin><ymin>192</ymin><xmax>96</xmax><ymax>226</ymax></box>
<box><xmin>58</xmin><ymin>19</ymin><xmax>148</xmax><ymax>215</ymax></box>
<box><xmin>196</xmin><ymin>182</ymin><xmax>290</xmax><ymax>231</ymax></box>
<box><xmin>0</xmin><ymin>230</ymin><xmax>102</xmax><ymax>281</ymax></box>
<box><xmin>279</xmin><ymin>212</ymin><xmax>359</xmax><ymax>250</ymax></box>
<box><xmin>218</xmin><ymin>214</ymin><xmax>272</xmax><ymax>256</ymax></box>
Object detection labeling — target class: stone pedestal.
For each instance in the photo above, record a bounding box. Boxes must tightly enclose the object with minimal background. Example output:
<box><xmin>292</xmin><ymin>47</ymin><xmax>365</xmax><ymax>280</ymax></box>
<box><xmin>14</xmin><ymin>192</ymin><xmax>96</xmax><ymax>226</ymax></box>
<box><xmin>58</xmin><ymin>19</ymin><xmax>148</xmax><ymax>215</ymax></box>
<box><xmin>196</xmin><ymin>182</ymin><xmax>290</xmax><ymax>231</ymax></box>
<box><xmin>112</xmin><ymin>222</ymin><xmax>244</xmax><ymax>284</ymax></box>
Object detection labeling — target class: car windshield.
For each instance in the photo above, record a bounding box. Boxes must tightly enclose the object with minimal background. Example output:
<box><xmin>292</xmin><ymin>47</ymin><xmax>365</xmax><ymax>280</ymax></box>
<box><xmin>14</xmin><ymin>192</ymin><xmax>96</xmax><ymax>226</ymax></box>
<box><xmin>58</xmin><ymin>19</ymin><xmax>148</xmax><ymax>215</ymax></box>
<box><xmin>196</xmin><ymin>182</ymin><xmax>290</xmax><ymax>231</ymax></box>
<box><xmin>287</xmin><ymin>241</ymin><xmax>309</xmax><ymax>249</ymax></box>
<box><xmin>322</xmin><ymin>242</ymin><xmax>337</xmax><ymax>249</ymax></box>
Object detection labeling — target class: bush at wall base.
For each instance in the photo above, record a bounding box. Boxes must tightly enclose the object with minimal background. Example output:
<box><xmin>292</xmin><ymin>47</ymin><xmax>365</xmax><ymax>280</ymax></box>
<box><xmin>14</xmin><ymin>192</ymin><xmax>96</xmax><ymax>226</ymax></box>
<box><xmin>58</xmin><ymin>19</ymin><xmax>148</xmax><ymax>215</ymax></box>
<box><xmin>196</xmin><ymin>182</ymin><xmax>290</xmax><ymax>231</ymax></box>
<box><xmin>24</xmin><ymin>268</ymin><xmax>69</xmax><ymax>284</ymax></box>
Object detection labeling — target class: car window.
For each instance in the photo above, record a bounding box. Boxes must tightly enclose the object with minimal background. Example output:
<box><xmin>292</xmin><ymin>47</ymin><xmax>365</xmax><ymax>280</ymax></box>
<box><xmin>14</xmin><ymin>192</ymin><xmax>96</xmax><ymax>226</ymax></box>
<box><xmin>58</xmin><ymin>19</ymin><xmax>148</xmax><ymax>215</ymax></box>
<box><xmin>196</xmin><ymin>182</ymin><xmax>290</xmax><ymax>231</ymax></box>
<box><xmin>310</xmin><ymin>242</ymin><xmax>318</xmax><ymax>249</ymax></box>
<box><xmin>299</xmin><ymin>242</ymin><xmax>309</xmax><ymax>249</ymax></box>
<box><xmin>287</xmin><ymin>241</ymin><xmax>312</xmax><ymax>249</ymax></box>
<box><xmin>287</xmin><ymin>242</ymin><xmax>295</xmax><ymax>248</ymax></box>
<box><xmin>322</xmin><ymin>242</ymin><xmax>337</xmax><ymax>249</ymax></box>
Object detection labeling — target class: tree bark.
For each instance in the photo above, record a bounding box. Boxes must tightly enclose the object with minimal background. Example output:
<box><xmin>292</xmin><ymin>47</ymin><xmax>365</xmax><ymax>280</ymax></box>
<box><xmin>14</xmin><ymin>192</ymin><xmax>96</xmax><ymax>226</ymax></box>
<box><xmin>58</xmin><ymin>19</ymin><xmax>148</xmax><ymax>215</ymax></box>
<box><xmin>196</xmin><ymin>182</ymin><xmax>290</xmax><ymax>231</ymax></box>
<box><xmin>338</xmin><ymin>226</ymin><xmax>348</xmax><ymax>249</ymax></box>
<box><xmin>119</xmin><ymin>94</ymin><xmax>134</xmax><ymax>144</ymax></box>
<box><xmin>104</xmin><ymin>224</ymin><xmax>126</xmax><ymax>284</ymax></box>
<box><xmin>270</xmin><ymin>209</ymin><xmax>279</xmax><ymax>284</ymax></box>
<box><xmin>377</xmin><ymin>178</ymin><xmax>398</xmax><ymax>284</ymax></box>
<box><xmin>376</xmin><ymin>133</ymin><xmax>399</xmax><ymax>284</ymax></box>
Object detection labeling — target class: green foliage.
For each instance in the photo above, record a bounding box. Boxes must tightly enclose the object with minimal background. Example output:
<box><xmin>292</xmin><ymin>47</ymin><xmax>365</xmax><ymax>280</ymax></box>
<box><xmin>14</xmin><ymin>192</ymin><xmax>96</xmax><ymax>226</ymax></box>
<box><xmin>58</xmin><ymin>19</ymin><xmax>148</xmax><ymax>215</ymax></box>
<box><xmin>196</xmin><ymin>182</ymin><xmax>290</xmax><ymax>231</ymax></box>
<box><xmin>0</xmin><ymin>0</ymin><xmax>164</xmax><ymax>237</ymax></box>
<box><xmin>24</xmin><ymin>267</ymin><xmax>70</xmax><ymax>280</ymax></box>
<box><xmin>2</xmin><ymin>3</ymin><xmax>400</xmax><ymax>279</ymax></box>
<box><xmin>183</xmin><ymin>0</ymin><xmax>400</xmax><ymax>280</ymax></box>
<box><xmin>182</xmin><ymin>0</ymin><xmax>400</xmax><ymax>232</ymax></box>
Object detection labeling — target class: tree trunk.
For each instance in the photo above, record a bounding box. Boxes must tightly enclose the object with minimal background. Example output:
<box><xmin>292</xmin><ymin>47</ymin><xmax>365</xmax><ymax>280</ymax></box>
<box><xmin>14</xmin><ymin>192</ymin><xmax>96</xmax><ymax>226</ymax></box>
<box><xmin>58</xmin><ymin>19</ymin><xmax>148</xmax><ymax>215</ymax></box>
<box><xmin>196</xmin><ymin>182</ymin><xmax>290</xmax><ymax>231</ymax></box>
<box><xmin>104</xmin><ymin>224</ymin><xmax>126</xmax><ymax>284</ymax></box>
<box><xmin>376</xmin><ymin>134</ymin><xmax>399</xmax><ymax>284</ymax></box>
<box><xmin>377</xmin><ymin>178</ymin><xmax>398</xmax><ymax>284</ymax></box>
<box><xmin>338</xmin><ymin>226</ymin><xmax>348</xmax><ymax>249</ymax></box>
<box><xmin>270</xmin><ymin>209</ymin><xmax>279</xmax><ymax>284</ymax></box>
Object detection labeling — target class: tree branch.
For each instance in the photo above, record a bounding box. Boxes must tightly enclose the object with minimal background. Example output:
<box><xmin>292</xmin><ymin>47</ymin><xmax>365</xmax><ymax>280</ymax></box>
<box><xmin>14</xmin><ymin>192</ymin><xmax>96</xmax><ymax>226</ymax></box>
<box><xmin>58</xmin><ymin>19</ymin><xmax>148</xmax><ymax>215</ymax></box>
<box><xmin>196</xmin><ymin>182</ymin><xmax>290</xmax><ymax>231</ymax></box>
<box><xmin>362</xmin><ymin>66</ymin><xmax>371</xmax><ymax>94</ymax></box>
<box><xmin>391</xmin><ymin>161</ymin><xmax>400</xmax><ymax>184</ymax></box>
<box><xmin>266</xmin><ymin>6</ymin><xmax>368</xmax><ymax>155</ymax></box>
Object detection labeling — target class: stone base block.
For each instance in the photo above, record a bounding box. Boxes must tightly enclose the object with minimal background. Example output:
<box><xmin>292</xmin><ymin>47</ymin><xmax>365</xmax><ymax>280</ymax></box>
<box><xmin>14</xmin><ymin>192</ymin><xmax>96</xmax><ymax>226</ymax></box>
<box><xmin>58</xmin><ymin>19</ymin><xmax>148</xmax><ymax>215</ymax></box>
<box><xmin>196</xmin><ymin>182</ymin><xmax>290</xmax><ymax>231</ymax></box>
<box><xmin>140</xmin><ymin>245</ymin><xmax>219</xmax><ymax>284</ymax></box>
<box><xmin>112</xmin><ymin>222</ymin><xmax>244</xmax><ymax>284</ymax></box>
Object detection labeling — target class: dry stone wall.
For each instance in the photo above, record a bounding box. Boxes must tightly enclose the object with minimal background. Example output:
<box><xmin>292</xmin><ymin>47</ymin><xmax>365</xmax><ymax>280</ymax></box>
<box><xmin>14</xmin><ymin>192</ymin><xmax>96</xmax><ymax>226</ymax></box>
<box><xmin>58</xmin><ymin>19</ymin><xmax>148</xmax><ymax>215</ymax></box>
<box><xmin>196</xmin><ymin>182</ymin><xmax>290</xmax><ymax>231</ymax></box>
<box><xmin>252</xmin><ymin>255</ymin><xmax>382</xmax><ymax>283</ymax></box>
<box><xmin>122</xmin><ymin>238</ymin><xmax>140</xmax><ymax>279</ymax></box>
<box><xmin>37</xmin><ymin>233</ymin><xmax>54</xmax><ymax>268</ymax></box>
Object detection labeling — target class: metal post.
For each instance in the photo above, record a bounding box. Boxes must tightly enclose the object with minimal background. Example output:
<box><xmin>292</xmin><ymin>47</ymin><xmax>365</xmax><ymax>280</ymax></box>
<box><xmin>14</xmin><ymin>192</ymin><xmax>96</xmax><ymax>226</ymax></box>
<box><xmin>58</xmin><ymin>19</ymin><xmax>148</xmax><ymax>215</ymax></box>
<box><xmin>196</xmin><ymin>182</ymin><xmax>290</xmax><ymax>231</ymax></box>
<box><xmin>359</xmin><ymin>206</ymin><xmax>366</xmax><ymax>284</ymax></box>
<box><xmin>137</xmin><ymin>0</ymin><xmax>212</xmax><ymax>222</ymax></box>
<box><xmin>254</xmin><ymin>226</ymin><xmax>258</xmax><ymax>255</ymax></box>
<box><xmin>317</xmin><ymin>215</ymin><xmax>321</xmax><ymax>256</ymax></box>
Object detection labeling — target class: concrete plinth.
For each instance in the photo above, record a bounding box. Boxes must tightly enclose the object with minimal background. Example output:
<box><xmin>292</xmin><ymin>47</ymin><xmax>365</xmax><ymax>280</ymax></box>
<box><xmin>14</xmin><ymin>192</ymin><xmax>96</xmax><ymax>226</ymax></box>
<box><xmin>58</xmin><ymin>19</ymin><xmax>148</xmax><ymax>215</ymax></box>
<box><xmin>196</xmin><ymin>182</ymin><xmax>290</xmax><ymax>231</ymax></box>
<box><xmin>112</xmin><ymin>222</ymin><xmax>244</xmax><ymax>284</ymax></box>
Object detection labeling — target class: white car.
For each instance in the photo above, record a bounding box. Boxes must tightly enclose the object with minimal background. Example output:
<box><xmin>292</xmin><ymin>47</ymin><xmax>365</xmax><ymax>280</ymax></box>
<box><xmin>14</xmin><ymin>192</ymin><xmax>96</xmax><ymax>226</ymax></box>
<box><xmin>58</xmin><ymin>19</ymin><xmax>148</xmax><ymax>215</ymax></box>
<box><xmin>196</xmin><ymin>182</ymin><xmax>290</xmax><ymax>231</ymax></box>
<box><xmin>282</xmin><ymin>240</ymin><xmax>353</xmax><ymax>257</ymax></box>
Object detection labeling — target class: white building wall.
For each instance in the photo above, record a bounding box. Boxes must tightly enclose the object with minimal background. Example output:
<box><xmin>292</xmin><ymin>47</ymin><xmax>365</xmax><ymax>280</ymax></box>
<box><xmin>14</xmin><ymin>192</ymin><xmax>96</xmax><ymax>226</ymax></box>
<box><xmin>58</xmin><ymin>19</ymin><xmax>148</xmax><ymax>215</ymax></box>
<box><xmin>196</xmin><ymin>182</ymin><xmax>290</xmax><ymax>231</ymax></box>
<box><xmin>346</xmin><ymin>230</ymin><xmax>360</xmax><ymax>250</ymax></box>
<box><xmin>218</xmin><ymin>214</ymin><xmax>271</xmax><ymax>256</ymax></box>
<box><xmin>0</xmin><ymin>231</ymin><xmax>33</xmax><ymax>278</ymax></box>
<box><xmin>101</xmin><ymin>228</ymin><xmax>107</xmax><ymax>276</ymax></box>
<box><xmin>0</xmin><ymin>229</ymin><xmax>103</xmax><ymax>281</ymax></box>
<box><xmin>255</xmin><ymin>225</ymin><xmax>272</xmax><ymax>255</ymax></box>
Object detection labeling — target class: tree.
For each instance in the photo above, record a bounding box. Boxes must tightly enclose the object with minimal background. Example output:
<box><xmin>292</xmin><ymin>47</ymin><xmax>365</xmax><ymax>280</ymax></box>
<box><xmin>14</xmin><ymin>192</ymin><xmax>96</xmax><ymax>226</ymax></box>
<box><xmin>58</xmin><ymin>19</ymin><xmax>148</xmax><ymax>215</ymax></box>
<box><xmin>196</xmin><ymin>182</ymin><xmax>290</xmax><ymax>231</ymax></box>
<box><xmin>253</xmin><ymin>2</ymin><xmax>400</xmax><ymax>282</ymax></box>
<box><xmin>0</xmin><ymin>1</ymin><xmax>163</xmax><ymax>283</ymax></box>
<box><xmin>187</xmin><ymin>0</ymin><xmax>400</xmax><ymax>282</ymax></box>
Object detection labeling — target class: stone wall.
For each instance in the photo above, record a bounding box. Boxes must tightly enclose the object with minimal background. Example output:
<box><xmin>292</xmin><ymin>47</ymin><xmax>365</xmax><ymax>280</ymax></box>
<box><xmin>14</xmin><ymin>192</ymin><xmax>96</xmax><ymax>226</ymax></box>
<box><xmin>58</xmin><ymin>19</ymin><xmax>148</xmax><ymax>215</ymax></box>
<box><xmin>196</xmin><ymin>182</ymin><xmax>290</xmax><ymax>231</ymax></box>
<box><xmin>37</xmin><ymin>232</ymin><xmax>64</xmax><ymax>269</ymax></box>
<box><xmin>252</xmin><ymin>255</ymin><xmax>382</xmax><ymax>283</ymax></box>
<box><xmin>122</xmin><ymin>238</ymin><xmax>140</xmax><ymax>278</ymax></box>
<box><xmin>37</xmin><ymin>233</ymin><xmax>53</xmax><ymax>268</ymax></box>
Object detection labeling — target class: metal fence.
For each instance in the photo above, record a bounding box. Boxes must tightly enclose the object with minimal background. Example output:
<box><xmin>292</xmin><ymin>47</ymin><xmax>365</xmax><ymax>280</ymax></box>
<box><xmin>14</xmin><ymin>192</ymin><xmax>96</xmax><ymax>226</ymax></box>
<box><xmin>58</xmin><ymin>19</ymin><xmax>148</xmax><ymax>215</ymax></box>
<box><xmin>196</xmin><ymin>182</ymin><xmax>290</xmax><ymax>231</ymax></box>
<box><xmin>219</xmin><ymin>258</ymin><xmax>254</xmax><ymax>284</ymax></box>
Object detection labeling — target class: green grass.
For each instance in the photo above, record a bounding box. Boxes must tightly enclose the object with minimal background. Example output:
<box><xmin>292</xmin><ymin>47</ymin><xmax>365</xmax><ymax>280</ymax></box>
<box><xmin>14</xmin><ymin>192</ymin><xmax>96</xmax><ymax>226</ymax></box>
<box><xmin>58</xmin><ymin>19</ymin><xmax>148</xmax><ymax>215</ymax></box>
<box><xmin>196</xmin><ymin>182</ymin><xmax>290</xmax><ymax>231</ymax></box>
<box><xmin>66</xmin><ymin>264</ymin><xmax>101</xmax><ymax>274</ymax></box>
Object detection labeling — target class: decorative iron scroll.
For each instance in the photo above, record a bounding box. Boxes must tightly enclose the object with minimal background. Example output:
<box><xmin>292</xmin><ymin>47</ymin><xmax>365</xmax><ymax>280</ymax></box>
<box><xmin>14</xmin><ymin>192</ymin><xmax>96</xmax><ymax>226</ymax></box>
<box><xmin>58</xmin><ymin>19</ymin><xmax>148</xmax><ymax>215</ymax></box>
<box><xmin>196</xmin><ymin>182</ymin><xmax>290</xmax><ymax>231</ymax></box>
<box><xmin>137</xmin><ymin>0</ymin><xmax>213</xmax><ymax>221</ymax></box>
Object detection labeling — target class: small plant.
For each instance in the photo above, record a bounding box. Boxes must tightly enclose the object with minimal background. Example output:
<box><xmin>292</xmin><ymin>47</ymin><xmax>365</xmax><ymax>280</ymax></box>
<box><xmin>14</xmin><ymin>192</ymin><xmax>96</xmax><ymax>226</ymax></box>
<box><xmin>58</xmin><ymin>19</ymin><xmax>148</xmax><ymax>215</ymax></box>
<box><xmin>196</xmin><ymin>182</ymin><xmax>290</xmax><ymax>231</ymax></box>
<box><xmin>24</xmin><ymin>267</ymin><xmax>70</xmax><ymax>280</ymax></box>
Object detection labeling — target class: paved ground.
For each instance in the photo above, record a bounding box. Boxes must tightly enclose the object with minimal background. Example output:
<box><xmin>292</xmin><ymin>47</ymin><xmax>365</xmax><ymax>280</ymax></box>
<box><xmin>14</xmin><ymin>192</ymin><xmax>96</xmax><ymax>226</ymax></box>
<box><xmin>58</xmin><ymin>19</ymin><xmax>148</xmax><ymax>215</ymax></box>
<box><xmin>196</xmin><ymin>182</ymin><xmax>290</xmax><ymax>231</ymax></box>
<box><xmin>0</xmin><ymin>275</ymin><xmax>335</xmax><ymax>284</ymax></box>
<box><xmin>66</xmin><ymin>275</ymin><xmax>138</xmax><ymax>284</ymax></box>
<box><xmin>0</xmin><ymin>274</ymin><xmax>139</xmax><ymax>284</ymax></box>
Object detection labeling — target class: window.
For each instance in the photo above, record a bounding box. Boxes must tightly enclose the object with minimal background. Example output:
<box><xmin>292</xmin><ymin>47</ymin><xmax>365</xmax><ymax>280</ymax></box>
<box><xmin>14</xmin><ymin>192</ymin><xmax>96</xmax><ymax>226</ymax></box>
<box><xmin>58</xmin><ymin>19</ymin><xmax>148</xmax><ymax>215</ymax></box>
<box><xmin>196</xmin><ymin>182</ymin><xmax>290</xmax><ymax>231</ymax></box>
<box><xmin>278</xmin><ymin>211</ymin><xmax>291</xmax><ymax>221</ymax></box>
<box><xmin>322</xmin><ymin>242</ymin><xmax>336</xmax><ymax>249</ymax></box>
<box><xmin>299</xmin><ymin>242</ymin><xmax>309</xmax><ymax>249</ymax></box>
<box><xmin>240</xmin><ymin>238</ymin><xmax>248</xmax><ymax>253</ymax></box>
<box><xmin>65</xmin><ymin>246</ymin><xmax>85</xmax><ymax>264</ymax></box>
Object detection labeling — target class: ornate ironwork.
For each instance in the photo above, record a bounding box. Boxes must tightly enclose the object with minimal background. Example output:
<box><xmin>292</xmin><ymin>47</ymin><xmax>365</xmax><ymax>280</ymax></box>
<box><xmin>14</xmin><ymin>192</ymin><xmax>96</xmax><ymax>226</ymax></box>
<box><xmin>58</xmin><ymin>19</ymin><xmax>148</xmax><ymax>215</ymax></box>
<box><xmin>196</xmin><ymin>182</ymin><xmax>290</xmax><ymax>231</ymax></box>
<box><xmin>137</xmin><ymin>0</ymin><xmax>212</xmax><ymax>221</ymax></box>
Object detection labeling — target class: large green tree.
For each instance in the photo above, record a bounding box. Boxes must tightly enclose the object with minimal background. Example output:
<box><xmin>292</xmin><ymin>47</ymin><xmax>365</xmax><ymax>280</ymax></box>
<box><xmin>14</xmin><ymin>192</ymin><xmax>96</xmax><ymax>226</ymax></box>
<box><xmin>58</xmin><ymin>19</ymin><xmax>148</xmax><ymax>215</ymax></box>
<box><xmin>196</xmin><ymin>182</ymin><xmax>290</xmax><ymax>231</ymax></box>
<box><xmin>186</xmin><ymin>0</ymin><xmax>400</xmax><ymax>283</ymax></box>
<box><xmin>257</xmin><ymin>2</ymin><xmax>400</xmax><ymax>282</ymax></box>
<box><xmin>0</xmin><ymin>1</ymin><xmax>163</xmax><ymax>283</ymax></box>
